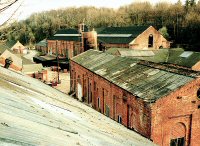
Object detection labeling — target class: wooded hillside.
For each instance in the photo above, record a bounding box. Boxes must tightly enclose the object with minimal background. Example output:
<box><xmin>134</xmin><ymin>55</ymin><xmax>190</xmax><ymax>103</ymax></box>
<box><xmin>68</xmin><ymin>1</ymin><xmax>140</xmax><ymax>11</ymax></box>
<box><xmin>1</xmin><ymin>0</ymin><xmax>200</xmax><ymax>51</ymax></box>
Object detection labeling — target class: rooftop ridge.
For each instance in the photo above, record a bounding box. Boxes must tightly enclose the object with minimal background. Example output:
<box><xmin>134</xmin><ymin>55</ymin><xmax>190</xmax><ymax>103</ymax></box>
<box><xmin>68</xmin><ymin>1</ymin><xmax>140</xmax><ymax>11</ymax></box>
<box><xmin>139</xmin><ymin>60</ymin><xmax>200</xmax><ymax>78</ymax></box>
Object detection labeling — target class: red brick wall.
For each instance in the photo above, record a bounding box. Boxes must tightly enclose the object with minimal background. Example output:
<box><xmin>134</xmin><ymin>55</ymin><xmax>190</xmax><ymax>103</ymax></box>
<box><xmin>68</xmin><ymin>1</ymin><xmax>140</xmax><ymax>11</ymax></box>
<box><xmin>151</xmin><ymin>78</ymin><xmax>200</xmax><ymax>146</ymax></box>
<box><xmin>70</xmin><ymin>60</ymin><xmax>200</xmax><ymax>145</ymax></box>
<box><xmin>70</xmin><ymin>60</ymin><xmax>152</xmax><ymax>138</ymax></box>
<box><xmin>47</xmin><ymin>40</ymin><xmax>81</xmax><ymax>58</ymax></box>
<box><xmin>103</xmin><ymin>43</ymin><xmax>129</xmax><ymax>49</ymax></box>
<box><xmin>129</xmin><ymin>26</ymin><xmax>170</xmax><ymax>49</ymax></box>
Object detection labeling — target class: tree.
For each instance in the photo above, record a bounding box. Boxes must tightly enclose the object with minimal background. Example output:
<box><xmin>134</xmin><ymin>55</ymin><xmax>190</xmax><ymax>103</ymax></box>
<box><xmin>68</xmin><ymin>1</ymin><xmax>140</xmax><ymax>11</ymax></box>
<box><xmin>159</xmin><ymin>26</ymin><xmax>169</xmax><ymax>39</ymax></box>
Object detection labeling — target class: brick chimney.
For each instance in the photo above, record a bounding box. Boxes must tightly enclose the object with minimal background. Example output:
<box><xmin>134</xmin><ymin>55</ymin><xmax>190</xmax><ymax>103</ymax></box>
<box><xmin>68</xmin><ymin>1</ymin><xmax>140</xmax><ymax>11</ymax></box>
<box><xmin>4</xmin><ymin>57</ymin><xmax>13</xmax><ymax>69</ymax></box>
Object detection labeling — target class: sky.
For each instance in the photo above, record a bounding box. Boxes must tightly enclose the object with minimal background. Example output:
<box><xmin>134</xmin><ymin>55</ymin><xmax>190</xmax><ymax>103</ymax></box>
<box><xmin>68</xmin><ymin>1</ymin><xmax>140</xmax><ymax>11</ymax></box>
<box><xmin>0</xmin><ymin>0</ymin><xmax>196</xmax><ymax>26</ymax></box>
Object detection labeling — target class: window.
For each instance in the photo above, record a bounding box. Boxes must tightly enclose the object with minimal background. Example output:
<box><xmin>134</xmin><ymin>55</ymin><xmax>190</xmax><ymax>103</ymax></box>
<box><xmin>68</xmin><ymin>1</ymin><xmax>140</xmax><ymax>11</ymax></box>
<box><xmin>148</xmin><ymin>34</ymin><xmax>153</xmax><ymax>48</ymax></box>
<box><xmin>105</xmin><ymin>105</ymin><xmax>110</xmax><ymax>117</ymax></box>
<box><xmin>66</xmin><ymin>49</ymin><xmax>69</xmax><ymax>58</ymax></box>
<box><xmin>170</xmin><ymin>137</ymin><xmax>185</xmax><ymax>146</ymax></box>
<box><xmin>197</xmin><ymin>88</ymin><xmax>200</xmax><ymax>99</ymax></box>
<box><xmin>98</xmin><ymin>97</ymin><xmax>100</xmax><ymax>108</ymax></box>
<box><xmin>117</xmin><ymin>115</ymin><xmax>122</xmax><ymax>124</ymax></box>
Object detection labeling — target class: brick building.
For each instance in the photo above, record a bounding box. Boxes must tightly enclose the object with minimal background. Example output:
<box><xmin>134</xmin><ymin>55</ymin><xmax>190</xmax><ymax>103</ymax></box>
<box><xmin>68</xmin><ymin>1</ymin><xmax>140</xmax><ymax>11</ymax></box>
<box><xmin>42</xmin><ymin>25</ymin><xmax>169</xmax><ymax>60</ymax></box>
<box><xmin>10</xmin><ymin>40</ymin><xmax>26</xmax><ymax>54</ymax></box>
<box><xmin>70</xmin><ymin>50</ymin><xmax>200</xmax><ymax>146</ymax></box>
<box><xmin>97</xmin><ymin>26</ymin><xmax>170</xmax><ymax>49</ymax></box>
<box><xmin>47</xmin><ymin>23</ymin><xmax>97</xmax><ymax>59</ymax></box>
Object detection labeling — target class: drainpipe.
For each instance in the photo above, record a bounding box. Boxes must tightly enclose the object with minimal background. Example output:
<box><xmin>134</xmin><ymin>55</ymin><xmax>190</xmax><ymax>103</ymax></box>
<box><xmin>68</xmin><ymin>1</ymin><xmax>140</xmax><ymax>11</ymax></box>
<box><xmin>4</xmin><ymin>57</ymin><xmax>13</xmax><ymax>69</ymax></box>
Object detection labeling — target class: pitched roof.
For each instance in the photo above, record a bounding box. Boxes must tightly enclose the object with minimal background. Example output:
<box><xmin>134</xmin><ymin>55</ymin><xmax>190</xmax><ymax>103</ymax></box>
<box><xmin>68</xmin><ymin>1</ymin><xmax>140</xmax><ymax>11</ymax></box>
<box><xmin>36</xmin><ymin>39</ymin><xmax>47</xmax><ymax>47</ymax></box>
<box><xmin>106</xmin><ymin>48</ymin><xmax>169</xmax><ymax>63</ymax></box>
<box><xmin>167</xmin><ymin>50</ymin><xmax>200</xmax><ymax>68</ymax></box>
<box><xmin>106</xmin><ymin>48</ymin><xmax>200</xmax><ymax>68</ymax></box>
<box><xmin>72</xmin><ymin>50</ymin><xmax>197</xmax><ymax>103</ymax></box>
<box><xmin>48</xmin><ymin>26</ymin><xmax>150</xmax><ymax>43</ymax></box>
<box><xmin>0</xmin><ymin>66</ymin><xmax>155</xmax><ymax>146</ymax></box>
<box><xmin>48</xmin><ymin>29</ymin><xmax>80</xmax><ymax>41</ymax></box>
<box><xmin>10</xmin><ymin>41</ymin><xmax>25</xmax><ymax>50</ymax></box>
<box><xmin>0</xmin><ymin>49</ymin><xmax>22</xmax><ymax>68</ymax></box>
<box><xmin>22</xmin><ymin>64</ymin><xmax>43</xmax><ymax>74</ymax></box>
<box><xmin>97</xmin><ymin>26</ymin><xmax>149</xmax><ymax>44</ymax></box>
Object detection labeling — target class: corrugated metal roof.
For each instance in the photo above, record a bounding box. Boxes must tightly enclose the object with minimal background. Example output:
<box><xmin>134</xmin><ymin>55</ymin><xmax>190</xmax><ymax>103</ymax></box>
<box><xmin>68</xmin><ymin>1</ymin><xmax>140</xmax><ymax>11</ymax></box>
<box><xmin>97</xmin><ymin>26</ymin><xmax>149</xmax><ymax>44</ymax></box>
<box><xmin>48</xmin><ymin>29</ymin><xmax>80</xmax><ymax>41</ymax></box>
<box><xmin>96</xmin><ymin>26</ymin><xmax>149</xmax><ymax>36</ymax></box>
<box><xmin>106</xmin><ymin>48</ymin><xmax>169</xmax><ymax>63</ymax></box>
<box><xmin>119</xmin><ymin>50</ymin><xmax>155</xmax><ymax>57</ymax></box>
<box><xmin>0</xmin><ymin>66</ymin><xmax>155</xmax><ymax>146</ymax></box>
<box><xmin>72</xmin><ymin>50</ymin><xmax>196</xmax><ymax>102</ymax></box>
<box><xmin>167</xmin><ymin>50</ymin><xmax>200</xmax><ymax>68</ymax></box>
<box><xmin>106</xmin><ymin>48</ymin><xmax>200</xmax><ymax>68</ymax></box>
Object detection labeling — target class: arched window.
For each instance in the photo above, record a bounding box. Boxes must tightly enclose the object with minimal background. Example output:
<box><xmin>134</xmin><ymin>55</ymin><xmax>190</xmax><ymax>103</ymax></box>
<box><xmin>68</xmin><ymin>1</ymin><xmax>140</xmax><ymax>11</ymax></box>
<box><xmin>148</xmin><ymin>34</ymin><xmax>153</xmax><ymax>48</ymax></box>
<box><xmin>170</xmin><ymin>122</ymin><xmax>186</xmax><ymax>146</ymax></box>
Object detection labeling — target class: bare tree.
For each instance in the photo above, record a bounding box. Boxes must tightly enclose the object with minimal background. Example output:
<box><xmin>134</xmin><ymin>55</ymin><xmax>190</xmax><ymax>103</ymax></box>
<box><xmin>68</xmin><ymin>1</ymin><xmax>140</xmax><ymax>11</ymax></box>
<box><xmin>0</xmin><ymin>0</ymin><xmax>23</xmax><ymax>27</ymax></box>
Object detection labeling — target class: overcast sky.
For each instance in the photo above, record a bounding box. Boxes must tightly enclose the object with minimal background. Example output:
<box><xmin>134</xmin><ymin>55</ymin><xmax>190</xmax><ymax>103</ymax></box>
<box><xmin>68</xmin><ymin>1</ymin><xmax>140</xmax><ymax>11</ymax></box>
<box><xmin>0</xmin><ymin>0</ymin><xmax>197</xmax><ymax>25</ymax></box>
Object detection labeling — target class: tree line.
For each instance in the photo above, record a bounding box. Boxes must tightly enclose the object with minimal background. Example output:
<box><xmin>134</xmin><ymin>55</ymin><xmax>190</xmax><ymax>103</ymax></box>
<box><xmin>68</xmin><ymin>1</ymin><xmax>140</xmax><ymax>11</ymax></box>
<box><xmin>0</xmin><ymin>0</ymin><xmax>200</xmax><ymax>51</ymax></box>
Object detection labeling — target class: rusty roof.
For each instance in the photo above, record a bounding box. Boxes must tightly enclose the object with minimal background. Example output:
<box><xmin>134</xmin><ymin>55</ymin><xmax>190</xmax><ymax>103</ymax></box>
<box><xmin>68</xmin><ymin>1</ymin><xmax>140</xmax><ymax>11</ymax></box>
<box><xmin>72</xmin><ymin>50</ymin><xmax>197</xmax><ymax>103</ymax></box>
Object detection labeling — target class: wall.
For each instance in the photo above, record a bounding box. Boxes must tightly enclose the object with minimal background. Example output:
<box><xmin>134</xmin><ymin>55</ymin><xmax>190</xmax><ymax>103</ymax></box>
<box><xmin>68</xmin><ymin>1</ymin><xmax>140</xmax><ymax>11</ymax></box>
<box><xmin>192</xmin><ymin>61</ymin><xmax>200</xmax><ymax>71</ymax></box>
<box><xmin>70</xmin><ymin>61</ymin><xmax>152</xmax><ymax>138</ymax></box>
<box><xmin>103</xmin><ymin>43</ymin><xmax>129</xmax><ymax>49</ymax></box>
<box><xmin>47</xmin><ymin>40</ymin><xmax>81</xmax><ymax>58</ymax></box>
<box><xmin>151</xmin><ymin>78</ymin><xmax>200</xmax><ymax>146</ymax></box>
<box><xmin>26</xmin><ymin>70</ymin><xmax>48</xmax><ymax>81</ymax></box>
<box><xmin>36</xmin><ymin>46</ymin><xmax>48</xmax><ymax>54</ymax></box>
<box><xmin>84</xmin><ymin>31</ymin><xmax>98</xmax><ymax>50</ymax></box>
<box><xmin>129</xmin><ymin>26</ymin><xmax>170</xmax><ymax>50</ymax></box>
